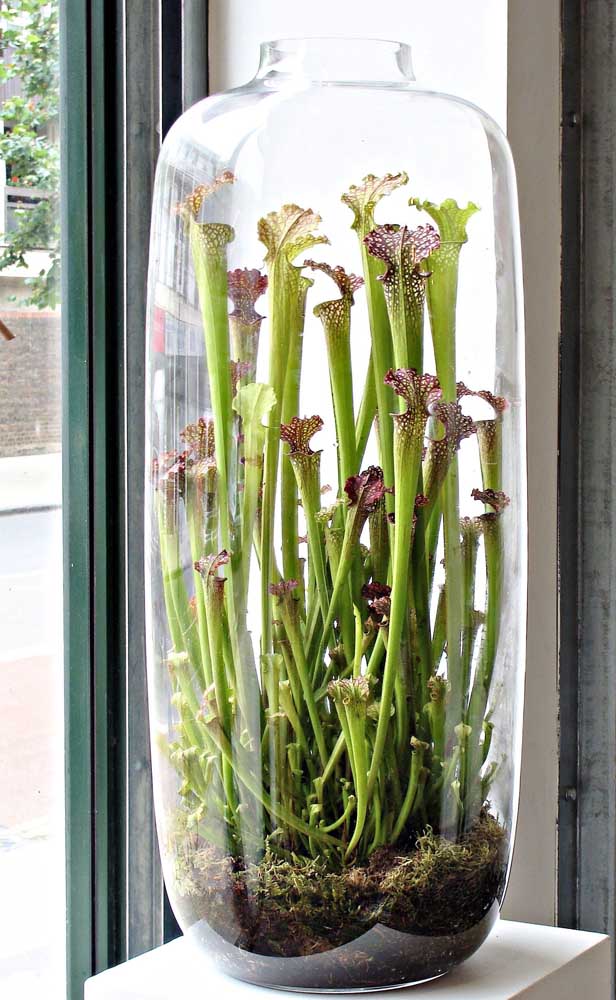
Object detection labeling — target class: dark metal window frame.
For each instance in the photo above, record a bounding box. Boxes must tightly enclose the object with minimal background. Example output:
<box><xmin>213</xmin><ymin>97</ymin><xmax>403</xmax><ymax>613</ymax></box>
<box><xmin>558</xmin><ymin>0</ymin><xmax>616</xmax><ymax>982</ymax></box>
<box><xmin>61</xmin><ymin>3</ymin><xmax>208</xmax><ymax>996</ymax></box>
<box><xmin>558</xmin><ymin>0</ymin><xmax>581</xmax><ymax>933</ymax></box>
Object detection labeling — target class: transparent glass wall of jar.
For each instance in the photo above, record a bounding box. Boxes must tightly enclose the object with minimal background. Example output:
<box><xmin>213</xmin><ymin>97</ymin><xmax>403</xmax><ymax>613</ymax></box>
<box><xmin>145</xmin><ymin>39</ymin><xmax>526</xmax><ymax>991</ymax></box>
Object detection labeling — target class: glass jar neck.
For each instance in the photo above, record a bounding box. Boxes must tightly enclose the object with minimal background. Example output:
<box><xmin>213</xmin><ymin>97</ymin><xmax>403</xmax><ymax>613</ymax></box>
<box><xmin>256</xmin><ymin>38</ymin><xmax>415</xmax><ymax>86</ymax></box>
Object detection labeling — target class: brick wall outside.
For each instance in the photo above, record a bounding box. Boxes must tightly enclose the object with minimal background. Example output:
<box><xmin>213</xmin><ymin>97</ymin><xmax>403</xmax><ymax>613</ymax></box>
<box><xmin>0</xmin><ymin>310</ymin><xmax>61</xmax><ymax>457</ymax></box>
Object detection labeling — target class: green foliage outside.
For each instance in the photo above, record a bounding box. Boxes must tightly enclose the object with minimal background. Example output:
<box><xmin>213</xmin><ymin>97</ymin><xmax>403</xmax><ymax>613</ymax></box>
<box><xmin>0</xmin><ymin>0</ymin><xmax>59</xmax><ymax>309</ymax></box>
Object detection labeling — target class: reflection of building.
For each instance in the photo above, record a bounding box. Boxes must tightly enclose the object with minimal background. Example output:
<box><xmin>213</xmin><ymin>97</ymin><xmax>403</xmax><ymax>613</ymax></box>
<box><xmin>0</xmin><ymin>42</ymin><xmax>60</xmax><ymax>458</ymax></box>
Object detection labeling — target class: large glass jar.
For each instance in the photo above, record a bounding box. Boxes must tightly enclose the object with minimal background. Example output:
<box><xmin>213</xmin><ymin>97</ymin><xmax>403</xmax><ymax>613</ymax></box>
<box><xmin>145</xmin><ymin>38</ymin><xmax>526</xmax><ymax>991</ymax></box>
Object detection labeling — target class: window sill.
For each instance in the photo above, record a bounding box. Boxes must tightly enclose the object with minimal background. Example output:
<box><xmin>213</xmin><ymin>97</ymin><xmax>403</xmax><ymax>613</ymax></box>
<box><xmin>84</xmin><ymin>920</ymin><xmax>609</xmax><ymax>999</ymax></box>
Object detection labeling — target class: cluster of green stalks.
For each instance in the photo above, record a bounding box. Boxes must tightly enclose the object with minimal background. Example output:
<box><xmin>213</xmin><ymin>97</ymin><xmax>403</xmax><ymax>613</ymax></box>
<box><xmin>153</xmin><ymin>170</ymin><xmax>510</xmax><ymax>866</ymax></box>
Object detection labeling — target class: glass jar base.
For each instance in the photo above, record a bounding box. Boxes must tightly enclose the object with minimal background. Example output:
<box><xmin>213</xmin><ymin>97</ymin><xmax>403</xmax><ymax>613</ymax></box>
<box><xmin>186</xmin><ymin>904</ymin><xmax>499</xmax><ymax>993</ymax></box>
<box><xmin>228</xmin><ymin>971</ymin><xmax>448</xmax><ymax>993</ymax></box>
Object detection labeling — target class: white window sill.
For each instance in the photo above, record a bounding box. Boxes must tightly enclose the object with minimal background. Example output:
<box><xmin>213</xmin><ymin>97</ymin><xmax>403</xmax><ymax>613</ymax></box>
<box><xmin>85</xmin><ymin>920</ymin><xmax>609</xmax><ymax>999</ymax></box>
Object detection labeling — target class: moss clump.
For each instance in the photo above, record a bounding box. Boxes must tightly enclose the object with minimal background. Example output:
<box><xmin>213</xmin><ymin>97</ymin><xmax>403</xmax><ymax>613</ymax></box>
<box><xmin>172</xmin><ymin>810</ymin><xmax>507</xmax><ymax>958</ymax></box>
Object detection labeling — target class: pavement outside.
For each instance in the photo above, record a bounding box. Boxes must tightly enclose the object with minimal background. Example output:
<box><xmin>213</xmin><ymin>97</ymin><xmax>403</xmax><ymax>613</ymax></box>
<box><xmin>0</xmin><ymin>452</ymin><xmax>66</xmax><ymax>998</ymax></box>
<box><xmin>0</xmin><ymin>451</ymin><xmax>61</xmax><ymax>513</ymax></box>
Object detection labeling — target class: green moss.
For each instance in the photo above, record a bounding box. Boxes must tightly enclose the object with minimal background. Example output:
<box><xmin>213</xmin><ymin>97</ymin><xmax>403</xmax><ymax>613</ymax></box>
<box><xmin>172</xmin><ymin>810</ymin><xmax>507</xmax><ymax>957</ymax></box>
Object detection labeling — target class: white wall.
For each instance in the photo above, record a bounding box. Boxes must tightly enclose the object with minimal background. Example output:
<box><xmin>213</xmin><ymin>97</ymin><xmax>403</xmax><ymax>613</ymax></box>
<box><xmin>502</xmin><ymin>0</ymin><xmax>560</xmax><ymax>925</ymax></box>
<box><xmin>208</xmin><ymin>0</ymin><xmax>560</xmax><ymax>926</ymax></box>
<box><xmin>209</xmin><ymin>1</ymin><xmax>508</xmax><ymax>127</ymax></box>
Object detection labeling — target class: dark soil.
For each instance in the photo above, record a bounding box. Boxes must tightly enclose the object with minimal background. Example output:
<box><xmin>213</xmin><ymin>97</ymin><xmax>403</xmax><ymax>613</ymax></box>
<box><xmin>171</xmin><ymin>811</ymin><xmax>508</xmax><ymax>991</ymax></box>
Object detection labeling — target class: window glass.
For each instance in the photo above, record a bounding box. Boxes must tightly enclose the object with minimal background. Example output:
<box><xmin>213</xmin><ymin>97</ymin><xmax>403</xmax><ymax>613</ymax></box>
<box><xmin>0</xmin><ymin>2</ymin><xmax>64</xmax><ymax>996</ymax></box>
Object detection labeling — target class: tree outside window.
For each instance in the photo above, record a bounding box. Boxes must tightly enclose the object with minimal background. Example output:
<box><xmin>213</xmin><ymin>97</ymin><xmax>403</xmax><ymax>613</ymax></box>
<box><xmin>0</xmin><ymin>0</ymin><xmax>59</xmax><ymax>310</ymax></box>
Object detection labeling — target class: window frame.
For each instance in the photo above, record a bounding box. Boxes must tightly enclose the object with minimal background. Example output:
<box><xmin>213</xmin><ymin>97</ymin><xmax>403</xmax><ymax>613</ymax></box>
<box><xmin>558</xmin><ymin>0</ymin><xmax>616</xmax><ymax>973</ymax></box>
<box><xmin>61</xmin><ymin>0</ymin><xmax>94</xmax><ymax>992</ymax></box>
<box><xmin>557</xmin><ymin>0</ymin><xmax>582</xmax><ymax>933</ymax></box>
<box><xmin>61</xmin><ymin>2</ymin><xmax>210</xmax><ymax>995</ymax></box>
<box><xmin>62</xmin><ymin>0</ymin><xmax>130</xmax><ymax>988</ymax></box>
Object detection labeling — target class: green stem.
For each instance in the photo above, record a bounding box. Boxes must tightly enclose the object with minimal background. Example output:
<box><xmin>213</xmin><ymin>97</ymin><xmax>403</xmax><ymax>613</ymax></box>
<box><xmin>463</xmin><ymin>437</ymin><xmax>505</xmax><ymax>819</ymax></box>
<box><xmin>238</xmin><ymin>455</ymin><xmax>262</xmax><ymax>601</ymax></box>
<box><xmin>280</xmin><ymin>276</ymin><xmax>310</xmax><ymax>598</ymax></box>
<box><xmin>156</xmin><ymin>500</ymin><xmax>185</xmax><ymax>654</ymax></box>
<box><xmin>323</xmin><ymin>524</ymin><xmax>355</xmax><ymax>666</ymax></box>
<box><xmin>278</xmin><ymin>679</ymin><xmax>312</xmax><ymax>767</ymax></box>
<box><xmin>261</xmin><ymin>259</ymin><xmax>295</xmax><ymax>655</ymax></box>
<box><xmin>368</xmin><ymin>499</ymin><xmax>389</xmax><ymax>586</ymax></box>
<box><xmin>275</xmin><ymin>595</ymin><xmax>329</xmax><ymax>769</ymax></box>
<box><xmin>367</xmin><ymin>422</ymin><xmax>423</xmax><ymax>803</ymax></box>
<box><xmin>344</xmin><ymin>709</ymin><xmax>368</xmax><ymax>856</ymax></box>
<box><xmin>431</xmin><ymin>584</ymin><xmax>446</xmax><ymax>667</ymax></box>
<box><xmin>410</xmin><ymin>501</ymin><xmax>433</xmax><ymax>708</ymax></box>
<box><xmin>460</xmin><ymin>520</ymin><xmax>480</xmax><ymax>710</ymax></box>
<box><xmin>477</xmin><ymin>419</ymin><xmax>503</xmax><ymax>492</ymax></box>
<box><xmin>189</xmin><ymin>219</ymin><xmax>257</xmax><ymax>729</ymax></box>
<box><xmin>442</xmin><ymin>461</ymin><xmax>463</xmax><ymax>724</ymax></box>
<box><xmin>424</xmin><ymin>677</ymin><xmax>447</xmax><ymax>765</ymax></box>
<box><xmin>320</xmin><ymin>732</ymin><xmax>346</xmax><ymax>788</ymax></box>
<box><xmin>343</xmin><ymin>174</ymin><xmax>409</xmax><ymax>502</ymax></box>
<box><xmin>365</xmin><ymin>629</ymin><xmax>386</xmax><ymax>677</ymax></box>
<box><xmin>424</xmin><ymin>249</ymin><xmax>464</xmax><ymax>733</ymax></box>
<box><xmin>363</xmin><ymin>245</ymin><xmax>395</xmax><ymax>496</ymax></box>
<box><xmin>426</xmin><ymin>499</ymin><xmax>442</xmax><ymax>593</ymax></box>
<box><xmin>233</xmin><ymin>383</ymin><xmax>275</xmax><ymax>604</ymax></box>
<box><xmin>229</xmin><ymin>317</ymin><xmax>260</xmax><ymax>383</ymax></box>
<box><xmin>320</xmin><ymin>794</ymin><xmax>356</xmax><ymax>833</ymax></box>
<box><xmin>414</xmin><ymin>208</ymin><xmax>478</xmax><ymax>745</ymax></box>
<box><xmin>309</xmin><ymin>503</ymin><xmax>367</xmax><ymax>672</ymax></box>
<box><xmin>160</xmin><ymin>522</ymin><xmax>202</xmax><ymax>676</ymax></box>
<box><xmin>258</xmin><ymin>205</ymin><xmax>327</xmax><ymax>655</ymax></box>
<box><xmin>315</xmin><ymin>295</ymin><xmax>357</xmax><ymax>486</ymax></box>
<box><xmin>352</xmin><ymin>607</ymin><xmax>364</xmax><ymax>676</ymax></box>
<box><xmin>391</xmin><ymin>738</ymin><xmax>427</xmax><ymax>843</ymax></box>
<box><xmin>209</xmin><ymin>722</ymin><xmax>342</xmax><ymax>850</ymax></box>
<box><xmin>262</xmin><ymin>653</ymin><xmax>284</xmax><ymax>832</ymax></box>
<box><xmin>185</xmin><ymin>487</ymin><xmax>213</xmax><ymax>689</ymax></box>
<box><xmin>189</xmin><ymin>221</ymin><xmax>234</xmax><ymax>467</ymax></box>
<box><xmin>355</xmin><ymin>358</ymin><xmax>376</xmax><ymax>467</ymax></box>
<box><xmin>289</xmin><ymin>452</ymin><xmax>332</xmax><ymax>649</ymax></box>
<box><xmin>479</xmin><ymin>517</ymin><xmax>504</xmax><ymax>693</ymax></box>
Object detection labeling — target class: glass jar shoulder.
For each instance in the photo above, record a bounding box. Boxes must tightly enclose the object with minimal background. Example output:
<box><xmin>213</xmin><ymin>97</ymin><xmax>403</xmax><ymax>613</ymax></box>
<box><xmin>158</xmin><ymin>82</ymin><xmax>514</xmax><ymax>178</ymax></box>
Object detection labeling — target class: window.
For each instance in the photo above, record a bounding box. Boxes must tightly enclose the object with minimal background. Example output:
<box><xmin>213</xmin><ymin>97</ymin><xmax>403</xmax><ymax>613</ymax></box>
<box><xmin>0</xmin><ymin>2</ymin><xmax>65</xmax><ymax>997</ymax></box>
<box><xmin>27</xmin><ymin>3</ymin><xmax>613</xmax><ymax>995</ymax></box>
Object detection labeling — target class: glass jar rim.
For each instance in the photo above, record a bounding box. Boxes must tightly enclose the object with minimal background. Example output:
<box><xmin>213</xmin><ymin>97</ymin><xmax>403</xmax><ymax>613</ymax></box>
<box><xmin>256</xmin><ymin>37</ymin><xmax>416</xmax><ymax>85</ymax></box>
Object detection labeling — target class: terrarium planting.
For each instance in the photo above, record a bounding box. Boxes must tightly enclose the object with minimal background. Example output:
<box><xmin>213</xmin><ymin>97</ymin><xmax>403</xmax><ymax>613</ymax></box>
<box><xmin>151</xmin><ymin>168</ymin><xmax>512</xmax><ymax>986</ymax></box>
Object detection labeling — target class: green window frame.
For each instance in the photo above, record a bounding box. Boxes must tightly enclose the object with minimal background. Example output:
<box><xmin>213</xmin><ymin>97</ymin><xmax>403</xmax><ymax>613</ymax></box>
<box><xmin>61</xmin><ymin>3</ymin><xmax>209</xmax><ymax>996</ymax></box>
